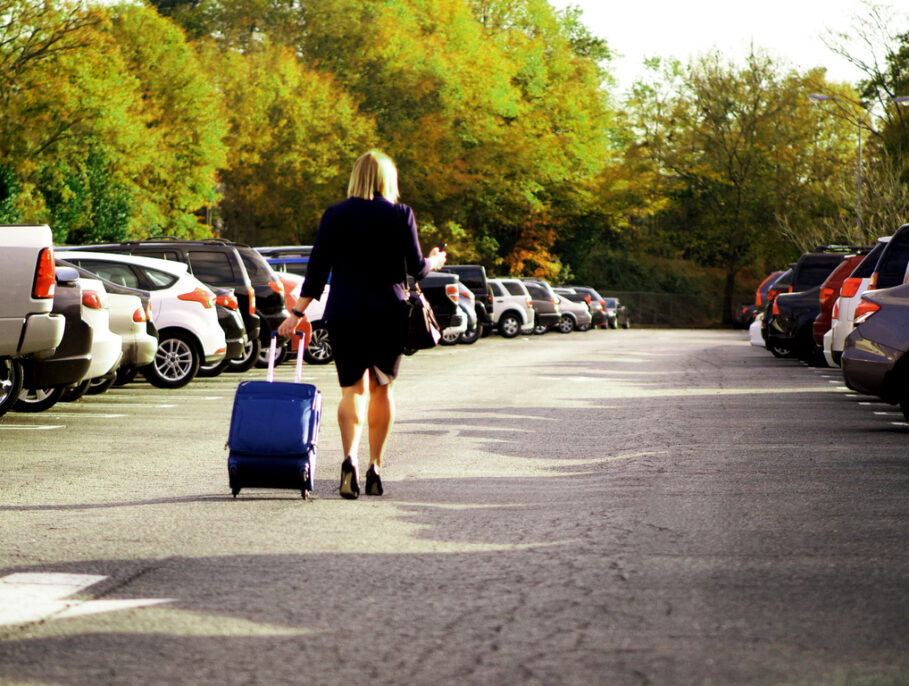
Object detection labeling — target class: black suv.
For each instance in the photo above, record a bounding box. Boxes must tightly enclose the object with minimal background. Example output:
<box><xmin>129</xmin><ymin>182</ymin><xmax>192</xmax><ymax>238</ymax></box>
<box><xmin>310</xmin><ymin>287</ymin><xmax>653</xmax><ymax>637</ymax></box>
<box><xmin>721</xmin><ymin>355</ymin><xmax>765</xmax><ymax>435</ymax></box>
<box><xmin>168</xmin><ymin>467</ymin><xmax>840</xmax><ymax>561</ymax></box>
<box><xmin>440</xmin><ymin>265</ymin><xmax>493</xmax><ymax>338</ymax></box>
<box><xmin>69</xmin><ymin>238</ymin><xmax>289</xmax><ymax>370</ymax></box>
<box><xmin>766</xmin><ymin>246</ymin><xmax>870</xmax><ymax>362</ymax></box>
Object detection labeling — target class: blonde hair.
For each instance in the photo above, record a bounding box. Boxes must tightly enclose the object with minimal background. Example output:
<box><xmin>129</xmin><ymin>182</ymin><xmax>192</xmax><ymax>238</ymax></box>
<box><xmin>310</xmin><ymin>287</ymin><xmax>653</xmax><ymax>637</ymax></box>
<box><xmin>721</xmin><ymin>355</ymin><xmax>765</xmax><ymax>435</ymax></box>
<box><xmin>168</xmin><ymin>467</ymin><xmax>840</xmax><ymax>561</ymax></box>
<box><xmin>347</xmin><ymin>150</ymin><xmax>400</xmax><ymax>203</ymax></box>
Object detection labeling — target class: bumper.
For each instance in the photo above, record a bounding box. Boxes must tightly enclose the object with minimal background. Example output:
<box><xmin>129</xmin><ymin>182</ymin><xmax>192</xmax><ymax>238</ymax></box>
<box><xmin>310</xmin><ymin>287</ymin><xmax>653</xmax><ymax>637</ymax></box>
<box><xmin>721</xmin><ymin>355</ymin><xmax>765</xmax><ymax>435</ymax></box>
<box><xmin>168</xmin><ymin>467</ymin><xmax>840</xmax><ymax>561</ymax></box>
<box><xmin>536</xmin><ymin>312</ymin><xmax>561</xmax><ymax>328</ymax></box>
<box><xmin>123</xmin><ymin>331</ymin><xmax>159</xmax><ymax>368</ymax></box>
<box><xmin>85</xmin><ymin>330</ymin><xmax>124</xmax><ymax>379</ymax></box>
<box><xmin>842</xmin><ymin>331</ymin><xmax>902</xmax><ymax>401</ymax></box>
<box><xmin>16</xmin><ymin>313</ymin><xmax>65</xmax><ymax>357</ymax></box>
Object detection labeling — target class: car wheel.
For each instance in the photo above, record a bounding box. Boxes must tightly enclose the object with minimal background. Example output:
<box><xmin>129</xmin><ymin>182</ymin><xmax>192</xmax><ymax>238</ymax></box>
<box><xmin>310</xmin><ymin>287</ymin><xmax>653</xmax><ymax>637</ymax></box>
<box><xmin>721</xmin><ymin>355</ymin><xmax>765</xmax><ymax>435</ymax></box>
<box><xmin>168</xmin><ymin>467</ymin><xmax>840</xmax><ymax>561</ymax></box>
<box><xmin>114</xmin><ymin>366</ymin><xmax>139</xmax><ymax>386</ymax></box>
<box><xmin>499</xmin><ymin>314</ymin><xmax>521</xmax><ymax>338</ymax></box>
<box><xmin>14</xmin><ymin>384</ymin><xmax>63</xmax><ymax>413</ymax></box>
<box><xmin>197</xmin><ymin>356</ymin><xmax>230</xmax><ymax>378</ymax></box>
<box><xmin>458</xmin><ymin>327</ymin><xmax>480</xmax><ymax>344</ymax></box>
<box><xmin>769</xmin><ymin>343</ymin><xmax>795</xmax><ymax>358</ymax></box>
<box><xmin>621</xmin><ymin>320</ymin><xmax>630</xmax><ymax>329</ymax></box>
<box><xmin>608</xmin><ymin>318</ymin><xmax>618</xmax><ymax>329</ymax></box>
<box><xmin>228</xmin><ymin>337</ymin><xmax>261</xmax><ymax>373</ymax></box>
<box><xmin>0</xmin><ymin>358</ymin><xmax>24</xmax><ymax>417</ymax></box>
<box><xmin>143</xmin><ymin>332</ymin><xmax>200</xmax><ymax>389</ymax></box>
<box><xmin>440</xmin><ymin>329</ymin><xmax>461</xmax><ymax>345</ymax></box>
<box><xmin>86</xmin><ymin>372</ymin><xmax>117</xmax><ymax>395</ymax></box>
<box><xmin>304</xmin><ymin>325</ymin><xmax>333</xmax><ymax>364</ymax></box>
<box><xmin>533</xmin><ymin>317</ymin><xmax>549</xmax><ymax>335</ymax></box>
<box><xmin>556</xmin><ymin>314</ymin><xmax>575</xmax><ymax>334</ymax></box>
<box><xmin>60</xmin><ymin>379</ymin><xmax>91</xmax><ymax>402</ymax></box>
<box><xmin>255</xmin><ymin>341</ymin><xmax>288</xmax><ymax>368</ymax></box>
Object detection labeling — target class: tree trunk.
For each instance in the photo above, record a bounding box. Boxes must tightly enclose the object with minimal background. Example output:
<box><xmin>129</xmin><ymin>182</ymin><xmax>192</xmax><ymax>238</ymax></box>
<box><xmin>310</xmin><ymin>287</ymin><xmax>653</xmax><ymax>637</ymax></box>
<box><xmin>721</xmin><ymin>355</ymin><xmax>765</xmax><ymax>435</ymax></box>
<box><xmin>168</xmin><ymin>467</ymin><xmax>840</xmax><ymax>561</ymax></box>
<box><xmin>722</xmin><ymin>268</ymin><xmax>737</xmax><ymax>325</ymax></box>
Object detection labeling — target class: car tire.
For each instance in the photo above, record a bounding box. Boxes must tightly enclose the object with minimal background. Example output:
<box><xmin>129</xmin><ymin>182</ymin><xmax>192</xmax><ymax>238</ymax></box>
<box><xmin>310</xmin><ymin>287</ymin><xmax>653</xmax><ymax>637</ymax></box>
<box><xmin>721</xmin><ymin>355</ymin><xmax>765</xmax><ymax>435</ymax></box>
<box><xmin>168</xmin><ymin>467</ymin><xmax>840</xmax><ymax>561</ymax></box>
<box><xmin>556</xmin><ymin>314</ymin><xmax>575</xmax><ymax>334</ymax></box>
<box><xmin>533</xmin><ymin>317</ymin><xmax>549</xmax><ymax>335</ymax></box>
<box><xmin>608</xmin><ymin>318</ymin><xmax>618</xmax><ymax>329</ymax></box>
<box><xmin>255</xmin><ymin>341</ymin><xmax>288</xmax><ymax>368</ymax></box>
<box><xmin>86</xmin><ymin>372</ymin><xmax>117</xmax><ymax>395</ymax></box>
<box><xmin>577</xmin><ymin>322</ymin><xmax>591</xmax><ymax>332</ymax></box>
<box><xmin>499</xmin><ymin>313</ymin><xmax>522</xmax><ymax>338</ymax></box>
<box><xmin>14</xmin><ymin>384</ymin><xmax>63</xmax><ymax>413</ymax></box>
<box><xmin>440</xmin><ymin>329</ymin><xmax>461</xmax><ymax>345</ymax></box>
<box><xmin>458</xmin><ymin>327</ymin><xmax>480</xmax><ymax>344</ymax></box>
<box><xmin>197</xmin><ymin>356</ymin><xmax>230</xmax><ymax>378</ymax></box>
<box><xmin>621</xmin><ymin>320</ymin><xmax>630</xmax><ymax>329</ymax></box>
<box><xmin>60</xmin><ymin>379</ymin><xmax>91</xmax><ymax>402</ymax></box>
<box><xmin>228</xmin><ymin>337</ymin><xmax>261</xmax><ymax>373</ymax></box>
<box><xmin>769</xmin><ymin>343</ymin><xmax>795</xmax><ymax>358</ymax></box>
<box><xmin>0</xmin><ymin>358</ymin><xmax>24</xmax><ymax>417</ymax></box>
<box><xmin>304</xmin><ymin>324</ymin><xmax>333</xmax><ymax>365</ymax></box>
<box><xmin>114</xmin><ymin>366</ymin><xmax>139</xmax><ymax>386</ymax></box>
<box><xmin>143</xmin><ymin>331</ymin><xmax>200</xmax><ymax>389</ymax></box>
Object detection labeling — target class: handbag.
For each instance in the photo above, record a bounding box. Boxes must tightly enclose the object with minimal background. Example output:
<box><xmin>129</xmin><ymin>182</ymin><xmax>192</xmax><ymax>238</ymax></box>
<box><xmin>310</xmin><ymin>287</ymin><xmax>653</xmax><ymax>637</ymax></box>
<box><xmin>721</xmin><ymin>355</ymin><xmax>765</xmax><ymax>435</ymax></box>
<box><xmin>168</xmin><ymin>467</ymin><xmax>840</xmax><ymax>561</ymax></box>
<box><xmin>402</xmin><ymin>284</ymin><xmax>441</xmax><ymax>355</ymax></box>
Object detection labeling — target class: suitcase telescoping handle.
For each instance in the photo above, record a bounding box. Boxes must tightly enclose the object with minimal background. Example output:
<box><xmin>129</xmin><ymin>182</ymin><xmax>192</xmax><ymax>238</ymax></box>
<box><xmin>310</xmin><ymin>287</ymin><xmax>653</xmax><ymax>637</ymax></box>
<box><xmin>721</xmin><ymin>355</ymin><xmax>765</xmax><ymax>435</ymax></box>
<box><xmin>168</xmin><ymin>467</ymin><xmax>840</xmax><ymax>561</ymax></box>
<box><xmin>265</xmin><ymin>330</ymin><xmax>306</xmax><ymax>383</ymax></box>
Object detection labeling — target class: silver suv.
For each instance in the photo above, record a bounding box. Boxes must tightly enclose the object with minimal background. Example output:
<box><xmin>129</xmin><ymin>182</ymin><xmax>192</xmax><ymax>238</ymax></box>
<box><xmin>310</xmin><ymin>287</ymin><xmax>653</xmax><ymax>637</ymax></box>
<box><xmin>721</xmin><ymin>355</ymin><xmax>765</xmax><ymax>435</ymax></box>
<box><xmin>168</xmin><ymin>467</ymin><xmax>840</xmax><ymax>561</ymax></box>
<box><xmin>1</xmin><ymin>225</ymin><xmax>66</xmax><ymax>416</ymax></box>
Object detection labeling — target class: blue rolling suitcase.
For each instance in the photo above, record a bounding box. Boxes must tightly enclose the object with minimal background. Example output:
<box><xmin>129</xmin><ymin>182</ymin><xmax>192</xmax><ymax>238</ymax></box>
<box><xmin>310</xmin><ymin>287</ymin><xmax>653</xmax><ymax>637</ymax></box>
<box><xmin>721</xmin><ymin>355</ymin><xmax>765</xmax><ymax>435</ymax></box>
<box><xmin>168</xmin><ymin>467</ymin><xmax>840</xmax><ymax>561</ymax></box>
<box><xmin>227</xmin><ymin>332</ymin><xmax>322</xmax><ymax>499</ymax></box>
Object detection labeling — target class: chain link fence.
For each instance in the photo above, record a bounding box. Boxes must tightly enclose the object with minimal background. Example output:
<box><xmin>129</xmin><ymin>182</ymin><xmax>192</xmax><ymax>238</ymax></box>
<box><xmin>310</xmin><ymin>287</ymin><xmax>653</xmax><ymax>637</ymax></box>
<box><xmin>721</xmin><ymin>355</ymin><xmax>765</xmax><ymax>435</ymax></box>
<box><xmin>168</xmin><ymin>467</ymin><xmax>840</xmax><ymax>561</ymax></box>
<box><xmin>608</xmin><ymin>290</ymin><xmax>753</xmax><ymax>328</ymax></box>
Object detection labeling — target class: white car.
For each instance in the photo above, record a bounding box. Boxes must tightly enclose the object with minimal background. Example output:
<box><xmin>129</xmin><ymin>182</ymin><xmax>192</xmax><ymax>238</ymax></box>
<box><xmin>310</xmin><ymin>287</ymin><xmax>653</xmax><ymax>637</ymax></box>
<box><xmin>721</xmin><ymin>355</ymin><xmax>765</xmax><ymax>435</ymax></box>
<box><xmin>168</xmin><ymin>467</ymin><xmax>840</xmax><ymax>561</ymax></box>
<box><xmin>551</xmin><ymin>291</ymin><xmax>593</xmax><ymax>333</ymax></box>
<box><xmin>749</xmin><ymin>312</ymin><xmax>765</xmax><ymax>347</ymax></box>
<box><xmin>77</xmin><ymin>278</ymin><xmax>124</xmax><ymax>386</ymax></box>
<box><xmin>488</xmin><ymin>278</ymin><xmax>535</xmax><ymax>338</ymax></box>
<box><xmin>58</xmin><ymin>250</ymin><xmax>227</xmax><ymax>388</ymax></box>
<box><xmin>826</xmin><ymin>237</ymin><xmax>889</xmax><ymax>366</ymax></box>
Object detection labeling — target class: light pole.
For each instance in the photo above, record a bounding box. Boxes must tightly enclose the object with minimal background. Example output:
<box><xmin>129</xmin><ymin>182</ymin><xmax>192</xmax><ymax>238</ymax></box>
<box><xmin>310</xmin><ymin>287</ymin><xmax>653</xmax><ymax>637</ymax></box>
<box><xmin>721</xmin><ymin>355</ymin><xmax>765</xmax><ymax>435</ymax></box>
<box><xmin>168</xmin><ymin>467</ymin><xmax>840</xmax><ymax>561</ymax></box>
<box><xmin>808</xmin><ymin>93</ymin><xmax>865</xmax><ymax>229</ymax></box>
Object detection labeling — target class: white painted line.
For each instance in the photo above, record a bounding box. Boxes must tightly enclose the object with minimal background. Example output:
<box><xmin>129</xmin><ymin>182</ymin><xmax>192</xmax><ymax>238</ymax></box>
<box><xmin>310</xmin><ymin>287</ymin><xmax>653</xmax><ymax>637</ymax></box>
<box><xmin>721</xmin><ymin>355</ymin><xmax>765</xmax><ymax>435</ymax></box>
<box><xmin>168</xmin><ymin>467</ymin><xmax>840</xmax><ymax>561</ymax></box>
<box><xmin>891</xmin><ymin>422</ymin><xmax>909</xmax><ymax>427</ymax></box>
<box><xmin>0</xmin><ymin>425</ymin><xmax>64</xmax><ymax>430</ymax></box>
<box><xmin>76</xmin><ymin>403</ymin><xmax>177</xmax><ymax>409</ymax></box>
<box><xmin>859</xmin><ymin>401</ymin><xmax>888</xmax><ymax>406</ymax></box>
<box><xmin>35</xmin><ymin>414</ymin><xmax>126</xmax><ymax>419</ymax></box>
<box><xmin>0</xmin><ymin>573</ymin><xmax>173</xmax><ymax>626</ymax></box>
<box><xmin>874</xmin><ymin>411</ymin><xmax>901</xmax><ymax>416</ymax></box>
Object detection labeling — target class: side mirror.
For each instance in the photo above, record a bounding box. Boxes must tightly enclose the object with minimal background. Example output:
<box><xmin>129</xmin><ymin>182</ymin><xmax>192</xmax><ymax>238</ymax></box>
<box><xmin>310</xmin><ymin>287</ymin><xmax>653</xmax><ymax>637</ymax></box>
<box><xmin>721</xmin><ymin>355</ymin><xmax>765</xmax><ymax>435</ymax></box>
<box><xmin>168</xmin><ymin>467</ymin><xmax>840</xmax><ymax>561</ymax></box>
<box><xmin>55</xmin><ymin>266</ymin><xmax>80</xmax><ymax>286</ymax></box>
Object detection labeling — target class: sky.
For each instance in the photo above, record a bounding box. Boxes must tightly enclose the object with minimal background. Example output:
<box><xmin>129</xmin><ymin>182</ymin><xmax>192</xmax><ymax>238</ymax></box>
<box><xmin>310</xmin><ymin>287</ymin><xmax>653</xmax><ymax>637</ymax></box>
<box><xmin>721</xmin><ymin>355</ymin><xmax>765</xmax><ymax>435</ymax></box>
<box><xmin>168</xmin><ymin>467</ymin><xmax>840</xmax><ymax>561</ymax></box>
<box><xmin>547</xmin><ymin>0</ymin><xmax>895</xmax><ymax>93</ymax></box>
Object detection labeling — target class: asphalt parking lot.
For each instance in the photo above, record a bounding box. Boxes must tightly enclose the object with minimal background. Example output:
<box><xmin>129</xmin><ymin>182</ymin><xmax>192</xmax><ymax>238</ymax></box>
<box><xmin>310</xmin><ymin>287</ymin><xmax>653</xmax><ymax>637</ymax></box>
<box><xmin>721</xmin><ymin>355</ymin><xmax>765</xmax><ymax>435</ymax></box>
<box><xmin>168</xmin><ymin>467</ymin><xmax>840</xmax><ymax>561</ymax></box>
<box><xmin>1</xmin><ymin>329</ymin><xmax>908</xmax><ymax>686</ymax></box>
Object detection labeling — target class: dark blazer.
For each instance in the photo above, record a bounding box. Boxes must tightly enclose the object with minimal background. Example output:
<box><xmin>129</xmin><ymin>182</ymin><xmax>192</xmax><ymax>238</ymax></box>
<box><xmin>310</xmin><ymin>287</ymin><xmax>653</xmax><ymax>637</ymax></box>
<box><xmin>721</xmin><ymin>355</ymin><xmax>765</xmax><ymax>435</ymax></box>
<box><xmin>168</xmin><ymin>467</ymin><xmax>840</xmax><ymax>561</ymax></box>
<box><xmin>300</xmin><ymin>197</ymin><xmax>432</xmax><ymax>322</ymax></box>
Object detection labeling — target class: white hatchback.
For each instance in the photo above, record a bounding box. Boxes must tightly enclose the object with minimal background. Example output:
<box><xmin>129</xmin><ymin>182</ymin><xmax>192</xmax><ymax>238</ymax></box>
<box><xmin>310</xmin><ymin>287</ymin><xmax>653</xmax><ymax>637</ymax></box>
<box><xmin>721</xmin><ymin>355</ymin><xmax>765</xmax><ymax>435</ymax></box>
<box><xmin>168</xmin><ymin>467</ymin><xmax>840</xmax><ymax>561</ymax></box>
<box><xmin>488</xmin><ymin>278</ymin><xmax>535</xmax><ymax>338</ymax></box>
<box><xmin>58</xmin><ymin>251</ymin><xmax>226</xmax><ymax>388</ymax></box>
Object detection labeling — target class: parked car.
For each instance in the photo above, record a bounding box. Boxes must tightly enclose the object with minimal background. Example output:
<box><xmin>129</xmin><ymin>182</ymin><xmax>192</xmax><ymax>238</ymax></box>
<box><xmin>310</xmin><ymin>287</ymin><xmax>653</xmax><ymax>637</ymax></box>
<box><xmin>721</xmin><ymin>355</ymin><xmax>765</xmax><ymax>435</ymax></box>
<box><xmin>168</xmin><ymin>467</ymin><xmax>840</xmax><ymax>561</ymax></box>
<box><xmin>68</xmin><ymin>238</ymin><xmax>264</xmax><ymax>373</ymax></box>
<box><xmin>416</xmin><ymin>271</ymin><xmax>465</xmax><ymax>334</ymax></box>
<box><xmin>812</xmin><ymin>253</ymin><xmax>868</xmax><ymax>350</ymax></box>
<box><xmin>841</xmin><ymin>282</ymin><xmax>909</xmax><ymax>420</ymax></box>
<box><xmin>255</xmin><ymin>245</ymin><xmax>312</xmax><ymax>278</ymax></box>
<box><xmin>564</xmin><ymin>286</ymin><xmax>609</xmax><ymax>329</ymax></box>
<box><xmin>520</xmin><ymin>279</ymin><xmax>561</xmax><ymax>335</ymax></box>
<box><xmin>197</xmin><ymin>287</ymin><xmax>249</xmax><ymax>377</ymax></box>
<box><xmin>441</xmin><ymin>282</ymin><xmax>478</xmax><ymax>345</ymax></box>
<box><xmin>440</xmin><ymin>264</ymin><xmax>494</xmax><ymax>337</ymax></box>
<box><xmin>550</xmin><ymin>291</ymin><xmax>592</xmax><ymax>333</ymax></box>
<box><xmin>58</xmin><ymin>250</ymin><xmax>227</xmax><ymax>388</ymax></box>
<box><xmin>0</xmin><ymin>225</ymin><xmax>66</xmax><ymax>417</ymax></box>
<box><xmin>13</xmin><ymin>266</ymin><xmax>93</xmax><ymax>412</ymax></box>
<box><xmin>765</xmin><ymin>247</ymin><xmax>862</xmax><ymax>360</ymax></box>
<box><xmin>488</xmin><ymin>278</ymin><xmax>535</xmax><ymax>338</ymax></box>
<box><xmin>70</xmin><ymin>277</ymin><xmax>124</xmax><ymax>394</ymax></box>
<box><xmin>825</xmin><ymin>238</ymin><xmax>889</xmax><ymax>366</ymax></box>
<box><xmin>605</xmin><ymin>297</ymin><xmax>630</xmax><ymax>329</ymax></box>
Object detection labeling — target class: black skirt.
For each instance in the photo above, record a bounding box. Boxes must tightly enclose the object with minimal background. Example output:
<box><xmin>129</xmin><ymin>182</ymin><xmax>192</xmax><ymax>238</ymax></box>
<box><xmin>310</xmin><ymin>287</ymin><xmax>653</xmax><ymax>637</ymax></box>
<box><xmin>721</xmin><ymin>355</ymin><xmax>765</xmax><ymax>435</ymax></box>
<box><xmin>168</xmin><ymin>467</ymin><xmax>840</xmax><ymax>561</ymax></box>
<box><xmin>326</xmin><ymin>315</ymin><xmax>407</xmax><ymax>387</ymax></box>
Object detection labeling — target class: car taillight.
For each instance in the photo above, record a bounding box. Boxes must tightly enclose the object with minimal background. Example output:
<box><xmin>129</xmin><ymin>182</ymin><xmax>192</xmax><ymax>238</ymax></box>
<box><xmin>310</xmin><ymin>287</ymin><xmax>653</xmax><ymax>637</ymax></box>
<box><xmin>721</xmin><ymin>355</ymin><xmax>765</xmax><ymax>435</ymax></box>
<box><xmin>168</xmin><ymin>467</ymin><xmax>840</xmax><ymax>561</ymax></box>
<box><xmin>832</xmin><ymin>302</ymin><xmax>839</xmax><ymax>319</ymax></box>
<box><xmin>177</xmin><ymin>287</ymin><xmax>214</xmax><ymax>308</ymax></box>
<box><xmin>216</xmin><ymin>293</ymin><xmax>239</xmax><ymax>310</ymax></box>
<box><xmin>32</xmin><ymin>247</ymin><xmax>56</xmax><ymax>299</ymax></box>
<box><xmin>82</xmin><ymin>291</ymin><xmax>103</xmax><ymax>309</ymax></box>
<box><xmin>550</xmin><ymin>297</ymin><xmax>558</xmax><ymax>306</ymax></box>
<box><xmin>445</xmin><ymin>284</ymin><xmax>458</xmax><ymax>304</ymax></box>
<box><xmin>247</xmin><ymin>286</ymin><xmax>256</xmax><ymax>314</ymax></box>
<box><xmin>755</xmin><ymin>289</ymin><xmax>763</xmax><ymax>307</ymax></box>
<box><xmin>868</xmin><ymin>272</ymin><xmax>878</xmax><ymax>290</ymax></box>
<box><xmin>768</xmin><ymin>289</ymin><xmax>779</xmax><ymax>302</ymax></box>
<box><xmin>268</xmin><ymin>280</ymin><xmax>284</xmax><ymax>296</ymax></box>
<box><xmin>585</xmin><ymin>295</ymin><xmax>592</xmax><ymax>305</ymax></box>
<box><xmin>146</xmin><ymin>304</ymin><xmax>154</xmax><ymax>322</ymax></box>
<box><xmin>840</xmin><ymin>278</ymin><xmax>862</xmax><ymax>298</ymax></box>
<box><xmin>820</xmin><ymin>287</ymin><xmax>835</xmax><ymax>305</ymax></box>
<box><xmin>132</xmin><ymin>307</ymin><xmax>148</xmax><ymax>322</ymax></box>
<box><xmin>788</xmin><ymin>286</ymin><xmax>794</xmax><ymax>293</ymax></box>
<box><xmin>854</xmin><ymin>299</ymin><xmax>881</xmax><ymax>325</ymax></box>
<box><xmin>772</xmin><ymin>299</ymin><xmax>780</xmax><ymax>315</ymax></box>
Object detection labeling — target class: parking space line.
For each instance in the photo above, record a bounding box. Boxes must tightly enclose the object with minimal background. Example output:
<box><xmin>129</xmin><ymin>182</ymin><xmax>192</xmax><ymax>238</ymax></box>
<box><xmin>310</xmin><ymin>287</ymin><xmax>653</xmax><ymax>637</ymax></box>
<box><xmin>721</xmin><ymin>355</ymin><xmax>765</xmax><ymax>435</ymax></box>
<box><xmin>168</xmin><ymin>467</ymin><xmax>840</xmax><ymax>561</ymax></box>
<box><xmin>31</xmin><ymin>413</ymin><xmax>126</xmax><ymax>419</ymax></box>
<box><xmin>0</xmin><ymin>425</ymin><xmax>64</xmax><ymax>430</ymax></box>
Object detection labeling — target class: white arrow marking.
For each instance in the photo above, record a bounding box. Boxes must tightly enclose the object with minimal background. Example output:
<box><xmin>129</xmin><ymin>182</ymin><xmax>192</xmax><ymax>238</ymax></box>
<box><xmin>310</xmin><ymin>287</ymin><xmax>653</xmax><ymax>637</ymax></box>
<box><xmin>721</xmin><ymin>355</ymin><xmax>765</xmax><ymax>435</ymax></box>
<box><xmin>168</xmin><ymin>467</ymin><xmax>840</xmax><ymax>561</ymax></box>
<box><xmin>0</xmin><ymin>573</ymin><xmax>173</xmax><ymax>626</ymax></box>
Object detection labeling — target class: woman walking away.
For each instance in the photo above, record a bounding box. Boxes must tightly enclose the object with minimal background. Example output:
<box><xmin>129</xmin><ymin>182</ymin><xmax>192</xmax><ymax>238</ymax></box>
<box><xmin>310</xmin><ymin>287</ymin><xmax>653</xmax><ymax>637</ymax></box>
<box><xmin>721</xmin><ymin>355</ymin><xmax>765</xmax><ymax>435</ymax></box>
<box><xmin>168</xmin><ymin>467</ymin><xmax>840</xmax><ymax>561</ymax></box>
<box><xmin>277</xmin><ymin>150</ymin><xmax>446</xmax><ymax>499</ymax></box>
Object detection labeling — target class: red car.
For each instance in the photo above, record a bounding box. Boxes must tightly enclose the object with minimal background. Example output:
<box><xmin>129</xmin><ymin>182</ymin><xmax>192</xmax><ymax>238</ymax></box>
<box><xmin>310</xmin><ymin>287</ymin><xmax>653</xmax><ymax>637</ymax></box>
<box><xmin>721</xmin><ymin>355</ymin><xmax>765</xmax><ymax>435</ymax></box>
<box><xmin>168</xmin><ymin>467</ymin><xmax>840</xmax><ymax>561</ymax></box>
<box><xmin>813</xmin><ymin>254</ymin><xmax>867</xmax><ymax>346</ymax></box>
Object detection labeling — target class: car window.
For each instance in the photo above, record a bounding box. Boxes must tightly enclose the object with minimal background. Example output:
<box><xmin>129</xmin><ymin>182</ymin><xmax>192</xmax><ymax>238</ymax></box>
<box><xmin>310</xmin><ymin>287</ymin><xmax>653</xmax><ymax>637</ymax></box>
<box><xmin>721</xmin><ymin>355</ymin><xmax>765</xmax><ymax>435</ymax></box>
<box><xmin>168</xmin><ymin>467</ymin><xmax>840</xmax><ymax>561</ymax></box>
<box><xmin>851</xmin><ymin>242</ymin><xmax>885</xmax><ymax>279</ymax></box>
<box><xmin>875</xmin><ymin>236</ymin><xmax>909</xmax><ymax>289</ymax></box>
<box><xmin>187</xmin><ymin>250</ymin><xmax>237</xmax><ymax>286</ymax></box>
<box><xmin>139</xmin><ymin>267</ymin><xmax>178</xmax><ymax>289</ymax></box>
<box><xmin>133</xmin><ymin>248</ymin><xmax>181</xmax><ymax>262</ymax></box>
<box><xmin>525</xmin><ymin>284</ymin><xmax>546</xmax><ymax>299</ymax></box>
<box><xmin>606</xmin><ymin>298</ymin><xmax>617</xmax><ymax>307</ymax></box>
<box><xmin>237</xmin><ymin>247</ymin><xmax>275</xmax><ymax>285</ymax></box>
<box><xmin>795</xmin><ymin>260</ymin><xmax>842</xmax><ymax>290</ymax></box>
<box><xmin>502</xmin><ymin>281</ymin><xmax>526</xmax><ymax>296</ymax></box>
<box><xmin>489</xmin><ymin>281</ymin><xmax>505</xmax><ymax>297</ymax></box>
<box><xmin>74</xmin><ymin>260</ymin><xmax>141</xmax><ymax>289</ymax></box>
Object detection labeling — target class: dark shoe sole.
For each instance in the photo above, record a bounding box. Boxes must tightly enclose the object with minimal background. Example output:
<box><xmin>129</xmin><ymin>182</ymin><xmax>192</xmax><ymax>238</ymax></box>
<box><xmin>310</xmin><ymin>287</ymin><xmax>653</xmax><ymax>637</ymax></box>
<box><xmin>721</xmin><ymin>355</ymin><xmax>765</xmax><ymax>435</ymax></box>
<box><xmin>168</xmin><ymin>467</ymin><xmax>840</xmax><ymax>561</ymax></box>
<box><xmin>339</xmin><ymin>459</ymin><xmax>359</xmax><ymax>500</ymax></box>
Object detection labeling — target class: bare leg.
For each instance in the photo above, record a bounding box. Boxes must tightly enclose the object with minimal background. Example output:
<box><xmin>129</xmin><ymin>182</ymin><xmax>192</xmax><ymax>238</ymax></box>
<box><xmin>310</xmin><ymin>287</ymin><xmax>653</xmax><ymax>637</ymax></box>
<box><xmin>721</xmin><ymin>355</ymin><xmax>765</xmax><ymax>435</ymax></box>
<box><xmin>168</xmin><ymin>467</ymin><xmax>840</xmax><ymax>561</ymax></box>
<box><xmin>367</xmin><ymin>371</ymin><xmax>395</xmax><ymax>470</ymax></box>
<box><xmin>338</xmin><ymin>371</ymin><xmax>368</xmax><ymax>469</ymax></box>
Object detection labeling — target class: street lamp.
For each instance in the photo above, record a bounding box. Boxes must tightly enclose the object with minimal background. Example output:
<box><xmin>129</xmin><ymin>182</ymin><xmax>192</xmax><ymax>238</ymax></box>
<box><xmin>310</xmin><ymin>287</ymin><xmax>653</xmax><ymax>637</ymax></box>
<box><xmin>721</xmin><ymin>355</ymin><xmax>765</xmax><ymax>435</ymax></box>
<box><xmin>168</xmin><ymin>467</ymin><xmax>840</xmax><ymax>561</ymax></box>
<box><xmin>808</xmin><ymin>93</ymin><xmax>866</xmax><ymax>229</ymax></box>
<box><xmin>892</xmin><ymin>96</ymin><xmax>909</xmax><ymax>105</ymax></box>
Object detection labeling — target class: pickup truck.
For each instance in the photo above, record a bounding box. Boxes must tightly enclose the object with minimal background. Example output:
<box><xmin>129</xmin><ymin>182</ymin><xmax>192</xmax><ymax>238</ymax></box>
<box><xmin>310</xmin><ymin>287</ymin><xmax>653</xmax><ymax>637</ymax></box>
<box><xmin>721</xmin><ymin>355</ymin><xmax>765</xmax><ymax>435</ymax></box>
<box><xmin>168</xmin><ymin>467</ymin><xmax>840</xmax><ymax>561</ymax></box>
<box><xmin>1</xmin><ymin>225</ymin><xmax>66</xmax><ymax>416</ymax></box>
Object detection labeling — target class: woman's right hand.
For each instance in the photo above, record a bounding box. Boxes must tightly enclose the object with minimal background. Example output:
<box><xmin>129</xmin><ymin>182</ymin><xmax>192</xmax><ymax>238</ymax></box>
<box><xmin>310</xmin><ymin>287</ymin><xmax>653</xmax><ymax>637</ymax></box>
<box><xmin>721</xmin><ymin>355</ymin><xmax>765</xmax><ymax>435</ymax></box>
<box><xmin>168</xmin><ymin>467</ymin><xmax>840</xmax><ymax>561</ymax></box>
<box><xmin>428</xmin><ymin>246</ymin><xmax>447</xmax><ymax>270</ymax></box>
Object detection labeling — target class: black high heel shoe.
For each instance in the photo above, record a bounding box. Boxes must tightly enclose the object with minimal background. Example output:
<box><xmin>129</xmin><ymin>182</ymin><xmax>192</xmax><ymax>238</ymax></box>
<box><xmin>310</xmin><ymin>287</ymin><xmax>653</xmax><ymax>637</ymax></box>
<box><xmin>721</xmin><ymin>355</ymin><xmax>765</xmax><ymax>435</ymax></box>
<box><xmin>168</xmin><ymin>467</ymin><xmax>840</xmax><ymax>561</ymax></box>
<box><xmin>339</xmin><ymin>457</ymin><xmax>360</xmax><ymax>500</ymax></box>
<box><xmin>365</xmin><ymin>464</ymin><xmax>383</xmax><ymax>496</ymax></box>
